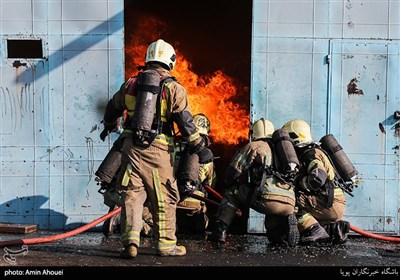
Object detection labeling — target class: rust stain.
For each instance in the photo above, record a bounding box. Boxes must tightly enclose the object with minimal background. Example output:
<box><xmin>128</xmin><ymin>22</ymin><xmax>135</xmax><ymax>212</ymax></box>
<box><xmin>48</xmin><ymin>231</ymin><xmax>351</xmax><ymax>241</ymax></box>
<box><xmin>386</xmin><ymin>217</ymin><xmax>392</xmax><ymax>225</ymax></box>
<box><xmin>347</xmin><ymin>78</ymin><xmax>364</xmax><ymax>95</ymax></box>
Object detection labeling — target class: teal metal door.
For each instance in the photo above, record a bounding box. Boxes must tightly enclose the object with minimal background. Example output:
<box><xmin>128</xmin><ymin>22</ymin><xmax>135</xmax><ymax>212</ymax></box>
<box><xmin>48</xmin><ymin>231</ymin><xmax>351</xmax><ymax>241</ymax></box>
<box><xmin>329</xmin><ymin>40</ymin><xmax>400</xmax><ymax>234</ymax></box>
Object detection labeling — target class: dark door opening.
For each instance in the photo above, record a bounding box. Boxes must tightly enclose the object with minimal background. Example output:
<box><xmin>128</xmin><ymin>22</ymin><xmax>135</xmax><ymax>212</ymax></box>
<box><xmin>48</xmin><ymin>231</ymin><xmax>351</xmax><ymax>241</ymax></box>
<box><xmin>125</xmin><ymin>0</ymin><xmax>252</xmax><ymax>233</ymax></box>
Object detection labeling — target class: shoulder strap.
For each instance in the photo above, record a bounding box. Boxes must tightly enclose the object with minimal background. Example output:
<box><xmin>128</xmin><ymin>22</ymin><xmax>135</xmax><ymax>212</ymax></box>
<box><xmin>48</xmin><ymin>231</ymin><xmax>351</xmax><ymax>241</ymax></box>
<box><xmin>153</xmin><ymin>76</ymin><xmax>176</xmax><ymax>133</ymax></box>
<box><xmin>125</xmin><ymin>77</ymin><xmax>138</xmax><ymax>96</ymax></box>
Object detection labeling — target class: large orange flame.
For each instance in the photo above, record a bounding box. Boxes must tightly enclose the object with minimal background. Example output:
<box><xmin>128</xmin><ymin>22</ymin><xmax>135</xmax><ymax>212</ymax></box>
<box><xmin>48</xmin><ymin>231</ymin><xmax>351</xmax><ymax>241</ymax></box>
<box><xmin>125</xmin><ymin>16</ymin><xmax>249</xmax><ymax>145</ymax></box>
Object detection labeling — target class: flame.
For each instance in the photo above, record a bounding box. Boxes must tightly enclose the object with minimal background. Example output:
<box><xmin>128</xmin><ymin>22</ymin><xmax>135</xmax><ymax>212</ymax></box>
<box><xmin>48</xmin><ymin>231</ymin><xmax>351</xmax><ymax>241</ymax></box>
<box><xmin>125</xmin><ymin>16</ymin><xmax>249</xmax><ymax>145</ymax></box>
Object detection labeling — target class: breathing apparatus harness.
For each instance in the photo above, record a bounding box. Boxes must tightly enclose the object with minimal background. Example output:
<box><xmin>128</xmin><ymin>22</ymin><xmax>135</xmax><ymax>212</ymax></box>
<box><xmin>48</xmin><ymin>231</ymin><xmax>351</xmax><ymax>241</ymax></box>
<box><xmin>296</xmin><ymin>139</ymin><xmax>358</xmax><ymax>208</ymax></box>
<box><xmin>96</xmin><ymin>71</ymin><xmax>176</xmax><ymax>206</ymax></box>
<box><xmin>294</xmin><ymin>142</ymin><xmax>334</xmax><ymax>207</ymax></box>
<box><xmin>256</xmin><ymin>136</ymin><xmax>299</xmax><ymax>197</ymax></box>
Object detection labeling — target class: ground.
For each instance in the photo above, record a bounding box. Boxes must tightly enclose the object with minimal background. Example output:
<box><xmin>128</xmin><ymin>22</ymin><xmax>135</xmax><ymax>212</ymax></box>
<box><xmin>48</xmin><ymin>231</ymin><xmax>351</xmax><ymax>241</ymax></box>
<box><xmin>0</xmin><ymin>230</ymin><xmax>400</xmax><ymax>278</ymax></box>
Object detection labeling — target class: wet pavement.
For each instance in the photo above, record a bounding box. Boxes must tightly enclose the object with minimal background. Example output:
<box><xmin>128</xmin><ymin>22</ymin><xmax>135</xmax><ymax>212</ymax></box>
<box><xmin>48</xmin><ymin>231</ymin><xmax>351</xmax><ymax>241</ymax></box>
<box><xmin>0</xmin><ymin>230</ymin><xmax>400</xmax><ymax>278</ymax></box>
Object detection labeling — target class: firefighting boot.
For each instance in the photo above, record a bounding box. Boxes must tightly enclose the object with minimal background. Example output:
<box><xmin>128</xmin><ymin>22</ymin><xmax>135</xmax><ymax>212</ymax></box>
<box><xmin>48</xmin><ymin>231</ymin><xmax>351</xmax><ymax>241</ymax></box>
<box><xmin>157</xmin><ymin>245</ymin><xmax>187</xmax><ymax>257</ymax></box>
<box><xmin>299</xmin><ymin>223</ymin><xmax>330</xmax><ymax>244</ymax></box>
<box><xmin>286</xmin><ymin>214</ymin><xmax>300</xmax><ymax>247</ymax></box>
<box><xmin>324</xmin><ymin>220</ymin><xmax>350</xmax><ymax>244</ymax></box>
<box><xmin>120</xmin><ymin>244</ymin><xmax>138</xmax><ymax>259</ymax></box>
<box><xmin>209</xmin><ymin>220</ymin><xmax>227</xmax><ymax>243</ymax></box>
<box><xmin>333</xmin><ymin>220</ymin><xmax>350</xmax><ymax>244</ymax></box>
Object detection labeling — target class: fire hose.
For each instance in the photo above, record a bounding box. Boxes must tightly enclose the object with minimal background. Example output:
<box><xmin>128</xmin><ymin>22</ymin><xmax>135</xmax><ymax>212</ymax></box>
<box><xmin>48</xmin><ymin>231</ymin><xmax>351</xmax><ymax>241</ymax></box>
<box><xmin>0</xmin><ymin>187</ymin><xmax>229</xmax><ymax>248</ymax></box>
<box><xmin>202</xmin><ymin>185</ymin><xmax>400</xmax><ymax>242</ymax></box>
<box><xmin>1</xmin><ymin>189</ymin><xmax>400</xmax><ymax>247</ymax></box>
<box><xmin>201</xmin><ymin>184</ymin><xmax>242</xmax><ymax>216</ymax></box>
<box><xmin>185</xmin><ymin>192</ymin><xmax>242</xmax><ymax>217</ymax></box>
<box><xmin>0</xmin><ymin>207</ymin><xmax>121</xmax><ymax>248</ymax></box>
<box><xmin>349</xmin><ymin>225</ymin><xmax>400</xmax><ymax>242</ymax></box>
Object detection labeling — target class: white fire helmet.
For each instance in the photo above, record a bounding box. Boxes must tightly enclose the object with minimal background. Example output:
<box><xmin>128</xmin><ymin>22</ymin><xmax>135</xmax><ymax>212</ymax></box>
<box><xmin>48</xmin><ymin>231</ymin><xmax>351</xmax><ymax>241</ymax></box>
<box><xmin>282</xmin><ymin>119</ymin><xmax>313</xmax><ymax>147</ymax></box>
<box><xmin>145</xmin><ymin>39</ymin><xmax>177</xmax><ymax>70</ymax></box>
<box><xmin>193</xmin><ymin>113</ymin><xmax>210</xmax><ymax>135</ymax></box>
<box><xmin>251</xmin><ymin>118</ymin><xmax>274</xmax><ymax>141</ymax></box>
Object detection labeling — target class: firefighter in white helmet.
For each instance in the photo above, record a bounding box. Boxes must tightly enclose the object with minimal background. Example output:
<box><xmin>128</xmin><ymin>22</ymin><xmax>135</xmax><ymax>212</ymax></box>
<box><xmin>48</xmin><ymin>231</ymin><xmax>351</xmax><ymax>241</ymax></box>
<box><xmin>210</xmin><ymin>118</ymin><xmax>300</xmax><ymax>247</ymax></box>
<box><xmin>101</xmin><ymin>39</ymin><xmax>213</xmax><ymax>258</ymax></box>
<box><xmin>175</xmin><ymin>113</ymin><xmax>217</xmax><ymax>234</ymax></box>
<box><xmin>282</xmin><ymin>119</ymin><xmax>350</xmax><ymax>244</ymax></box>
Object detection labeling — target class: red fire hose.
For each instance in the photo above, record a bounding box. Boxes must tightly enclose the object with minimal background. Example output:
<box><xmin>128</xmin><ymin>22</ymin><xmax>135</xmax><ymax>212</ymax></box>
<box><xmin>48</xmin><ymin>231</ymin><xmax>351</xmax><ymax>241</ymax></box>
<box><xmin>0</xmin><ymin>187</ymin><xmax>227</xmax><ymax>248</ymax></box>
<box><xmin>202</xmin><ymin>184</ymin><xmax>242</xmax><ymax>216</ymax></box>
<box><xmin>1</xmin><ymin>190</ymin><xmax>400</xmax><ymax>247</ymax></box>
<box><xmin>0</xmin><ymin>207</ymin><xmax>121</xmax><ymax>247</ymax></box>
<box><xmin>204</xmin><ymin>185</ymin><xmax>400</xmax><ymax>242</ymax></box>
<box><xmin>185</xmin><ymin>192</ymin><xmax>242</xmax><ymax>217</ymax></box>
<box><xmin>349</xmin><ymin>225</ymin><xmax>400</xmax><ymax>242</ymax></box>
<box><xmin>204</xmin><ymin>184</ymin><xmax>223</xmax><ymax>201</ymax></box>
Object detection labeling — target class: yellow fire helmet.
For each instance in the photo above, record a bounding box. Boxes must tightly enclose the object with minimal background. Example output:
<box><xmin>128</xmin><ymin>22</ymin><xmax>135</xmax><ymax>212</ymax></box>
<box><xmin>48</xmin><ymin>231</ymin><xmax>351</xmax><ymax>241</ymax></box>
<box><xmin>251</xmin><ymin>118</ymin><xmax>274</xmax><ymax>141</ymax></box>
<box><xmin>193</xmin><ymin>113</ymin><xmax>210</xmax><ymax>136</ymax></box>
<box><xmin>282</xmin><ymin>119</ymin><xmax>313</xmax><ymax>147</ymax></box>
<box><xmin>145</xmin><ymin>39</ymin><xmax>177</xmax><ymax>70</ymax></box>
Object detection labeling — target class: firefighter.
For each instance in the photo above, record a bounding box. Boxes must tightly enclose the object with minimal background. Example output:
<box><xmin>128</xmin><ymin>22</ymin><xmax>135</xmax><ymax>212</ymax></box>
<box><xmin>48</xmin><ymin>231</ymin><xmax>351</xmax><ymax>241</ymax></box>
<box><xmin>101</xmin><ymin>39</ymin><xmax>213</xmax><ymax>258</ymax></box>
<box><xmin>209</xmin><ymin>118</ymin><xmax>300</xmax><ymax>247</ymax></box>
<box><xmin>175</xmin><ymin>113</ymin><xmax>217</xmax><ymax>234</ymax></box>
<box><xmin>136</xmin><ymin>113</ymin><xmax>217</xmax><ymax>235</ymax></box>
<box><xmin>282</xmin><ymin>119</ymin><xmax>350</xmax><ymax>244</ymax></box>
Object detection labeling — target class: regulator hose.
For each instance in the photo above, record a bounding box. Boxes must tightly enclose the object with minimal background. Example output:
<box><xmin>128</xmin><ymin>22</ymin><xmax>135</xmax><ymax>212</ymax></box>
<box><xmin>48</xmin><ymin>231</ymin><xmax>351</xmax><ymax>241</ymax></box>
<box><xmin>0</xmin><ymin>207</ymin><xmax>121</xmax><ymax>247</ymax></box>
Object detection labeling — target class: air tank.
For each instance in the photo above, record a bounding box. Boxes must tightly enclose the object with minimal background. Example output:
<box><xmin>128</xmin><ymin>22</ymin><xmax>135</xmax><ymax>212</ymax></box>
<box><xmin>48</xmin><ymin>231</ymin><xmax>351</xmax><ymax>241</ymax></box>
<box><xmin>95</xmin><ymin>138</ymin><xmax>123</xmax><ymax>184</ymax></box>
<box><xmin>272</xmin><ymin>128</ymin><xmax>300</xmax><ymax>174</ymax></box>
<box><xmin>319</xmin><ymin>134</ymin><xmax>358</xmax><ymax>182</ymax></box>
<box><xmin>132</xmin><ymin>69</ymin><xmax>160</xmax><ymax>132</ymax></box>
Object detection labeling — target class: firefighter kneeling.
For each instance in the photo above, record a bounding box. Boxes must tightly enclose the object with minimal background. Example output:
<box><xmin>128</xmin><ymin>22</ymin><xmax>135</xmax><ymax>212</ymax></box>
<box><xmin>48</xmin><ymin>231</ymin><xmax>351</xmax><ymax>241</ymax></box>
<box><xmin>210</xmin><ymin>118</ymin><xmax>300</xmax><ymax>247</ymax></box>
<box><xmin>175</xmin><ymin>114</ymin><xmax>216</xmax><ymax>234</ymax></box>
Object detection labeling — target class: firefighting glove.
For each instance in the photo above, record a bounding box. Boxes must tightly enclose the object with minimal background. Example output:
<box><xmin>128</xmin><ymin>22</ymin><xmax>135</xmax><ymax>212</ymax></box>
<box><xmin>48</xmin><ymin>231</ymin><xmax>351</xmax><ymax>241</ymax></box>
<box><xmin>197</xmin><ymin>147</ymin><xmax>214</xmax><ymax>164</ymax></box>
<box><xmin>100</xmin><ymin>120</ymin><xmax>116</xmax><ymax>141</ymax></box>
<box><xmin>100</xmin><ymin>127</ymin><xmax>109</xmax><ymax>142</ymax></box>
